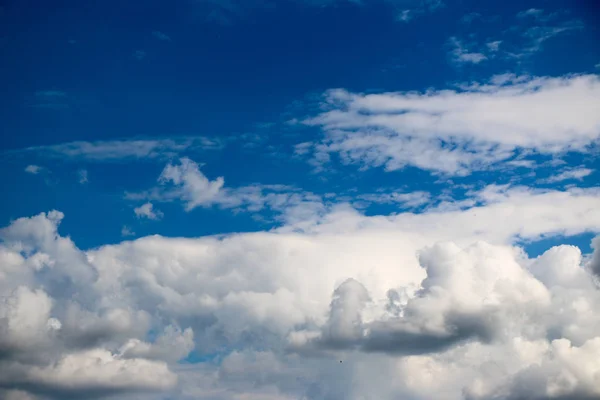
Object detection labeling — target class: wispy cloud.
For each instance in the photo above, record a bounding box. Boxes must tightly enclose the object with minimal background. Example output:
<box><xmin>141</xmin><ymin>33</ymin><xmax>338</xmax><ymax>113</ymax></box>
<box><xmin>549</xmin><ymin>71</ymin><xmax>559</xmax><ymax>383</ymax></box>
<box><xmin>357</xmin><ymin>191</ymin><xmax>431</xmax><ymax>208</ymax></box>
<box><xmin>516</xmin><ymin>8</ymin><xmax>544</xmax><ymax>19</ymax></box>
<box><xmin>133</xmin><ymin>50</ymin><xmax>146</xmax><ymax>60</ymax></box>
<box><xmin>539</xmin><ymin>167</ymin><xmax>593</xmax><ymax>184</ymax></box>
<box><xmin>450</xmin><ymin>9</ymin><xmax>583</xmax><ymax>64</ymax></box>
<box><xmin>152</xmin><ymin>31</ymin><xmax>171</xmax><ymax>41</ymax></box>
<box><xmin>128</xmin><ymin>157</ymin><xmax>328</xmax><ymax>225</ymax></box>
<box><xmin>25</xmin><ymin>165</ymin><xmax>44</xmax><ymax>175</ymax></box>
<box><xmin>447</xmin><ymin>37</ymin><xmax>487</xmax><ymax>64</ymax></box>
<box><xmin>299</xmin><ymin>74</ymin><xmax>600</xmax><ymax>176</ymax></box>
<box><xmin>121</xmin><ymin>225</ymin><xmax>135</xmax><ymax>237</ymax></box>
<box><xmin>194</xmin><ymin>0</ymin><xmax>444</xmax><ymax>25</ymax></box>
<box><xmin>77</xmin><ymin>169</ymin><xmax>89</xmax><ymax>184</ymax></box>
<box><xmin>17</xmin><ymin>137</ymin><xmax>223</xmax><ymax>162</ymax></box>
<box><xmin>460</xmin><ymin>12</ymin><xmax>481</xmax><ymax>24</ymax></box>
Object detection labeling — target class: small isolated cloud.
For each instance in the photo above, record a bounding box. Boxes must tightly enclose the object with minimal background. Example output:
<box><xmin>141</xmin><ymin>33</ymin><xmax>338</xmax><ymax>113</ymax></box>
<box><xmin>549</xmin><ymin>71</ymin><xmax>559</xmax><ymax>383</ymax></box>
<box><xmin>516</xmin><ymin>8</ymin><xmax>544</xmax><ymax>19</ymax></box>
<box><xmin>486</xmin><ymin>40</ymin><xmax>502</xmax><ymax>52</ymax></box>
<box><xmin>393</xmin><ymin>0</ymin><xmax>444</xmax><ymax>23</ymax></box>
<box><xmin>461</xmin><ymin>12</ymin><xmax>481</xmax><ymax>24</ymax></box>
<box><xmin>540</xmin><ymin>167</ymin><xmax>593</xmax><ymax>184</ymax></box>
<box><xmin>396</xmin><ymin>9</ymin><xmax>412</xmax><ymax>22</ymax></box>
<box><xmin>158</xmin><ymin>158</ymin><xmax>225</xmax><ymax>210</ymax></box>
<box><xmin>134</xmin><ymin>202</ymin><xmax>164</xmax><ymax>221</ymax></box>
<box><xmin>448</xmin><ymin>36</ymin><xmax>487</xmax><ymax>64</ymax></box>
<box><xmin>25</xmin><ymin>165</ymin><xmax>43</xmax><ymax>175</ymax></box>
<box><xmin>121</xmin><ymin>225</ymin><xmax>135</xmax><ymax>237</ymax></box>
<box><xmin>133</xmin><ymin>50</ymin><xmax>146</xmax><ymax>60</ymax></box>
<box><xmin>152</xmin><ymin>31</ymin><xmax>171</xmax><ymax>41</ymax></box>
<box><xmin>77</xmin><ymin>169</ymin><xmax>88</xmax><ymax>184</ymax></box>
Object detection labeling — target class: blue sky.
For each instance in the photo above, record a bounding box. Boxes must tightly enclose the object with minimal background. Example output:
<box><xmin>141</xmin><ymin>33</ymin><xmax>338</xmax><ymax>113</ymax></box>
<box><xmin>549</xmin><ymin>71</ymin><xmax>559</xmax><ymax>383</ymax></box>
<box><xmin>1</xmin><ymin>1</ymin><xmax>600</xmax><ymax>399</ymax></box>
<box><xmin>1</xmin><ymin>0</ymin><xmax>598</xmax><ymax>251</ymax></box>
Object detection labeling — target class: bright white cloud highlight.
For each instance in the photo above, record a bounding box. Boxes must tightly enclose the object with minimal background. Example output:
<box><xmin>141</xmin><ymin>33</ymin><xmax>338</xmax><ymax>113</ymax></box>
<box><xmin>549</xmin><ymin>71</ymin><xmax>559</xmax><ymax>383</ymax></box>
<box><xmin>302</xmin><ymin>74</ymin><xmax>600</xmax><ymax>175</ymax></box>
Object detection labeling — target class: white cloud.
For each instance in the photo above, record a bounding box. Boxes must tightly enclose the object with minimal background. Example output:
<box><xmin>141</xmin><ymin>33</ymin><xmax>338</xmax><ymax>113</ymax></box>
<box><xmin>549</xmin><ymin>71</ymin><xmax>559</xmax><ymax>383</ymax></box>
<box><xmin>77</xmin><ymin>169</ymin><xmax>89</xmax><ymax>184</ymax></box>
<box><xmin>25</xmin><ymin>349</ymin><xmax>177</xmax><ymax>394</ymax></box>
<box><xmin>120</xmin><ymin>325</ymin><xmax>194</xmax><ymax>363</ymax></box>
<box><xmin>302</xmin><ymin>74</ymin><xmax>600</xmax><ymax>175</ymax></box>
<box><xmin>486</xmin><ymin>40</ymin><xmax>502</xmax><ymax>52</ymax></box>
<box><xmin>2</xmin><ymin>184</ymin><xmax>600</xmax><ymax>399</ymax></box>
<box><xmin>121</xmin><ymin>225</ymin><xmax>135</xmax><ymax>237</ymax></box>
<box><xmin>134</xmin><ymin>202</ymin><xmax>164</xmax><ymax>220</ymax></box>
<box><xmin>24</xmin><ymin>165</ymin><xmax>43</xmax><ymax>175</ymax></box>
<box><xmin>540</xmin><ymin>167</ymin><xmax>593</xmax><ymax>183</ymax></box>
<box><xmin>517</xmin><ymin>8</ymin><xmax>544</xmax><ymax>19</ymax></box>
<box><xmin>448</xmin><ymin>37</ymin><xmax>487</xmax><ymax>64</ymax></box>
<box><xmin>131</xmin><ymin>158</ymin><xmax>327</xmax><ymax>224</ymax></box>
<box><xmin>158</xmin><ymin>158</ymin><xmax>225</xmax><ymax>210</ymax></box>
<box><xmin>20</xmin><ymin>137</ymin><xmax>222</xmax><ymax>162</ymax></box>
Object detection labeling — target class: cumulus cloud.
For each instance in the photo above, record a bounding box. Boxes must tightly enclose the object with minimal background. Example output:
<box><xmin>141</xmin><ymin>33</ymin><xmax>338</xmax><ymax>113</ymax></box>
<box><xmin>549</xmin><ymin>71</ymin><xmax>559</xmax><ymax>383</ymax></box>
<box><xmin>130</xmin><ymin>157</ymin><xmax>327</xmax><ymax>224</ymax></box>
<box><xmin>2</xmin><ymin>184</ymin><xmax>600</xmax><ymax>399</ymax></box>
<box><xmin>134</xmin><ymin>202</ymin><xmax>164</xmax><ymax>220</ymax></box>
<box><xmin>301</xmin><ymin>74</ymin><xmax>600</xmax><ymax>175</ymax></box>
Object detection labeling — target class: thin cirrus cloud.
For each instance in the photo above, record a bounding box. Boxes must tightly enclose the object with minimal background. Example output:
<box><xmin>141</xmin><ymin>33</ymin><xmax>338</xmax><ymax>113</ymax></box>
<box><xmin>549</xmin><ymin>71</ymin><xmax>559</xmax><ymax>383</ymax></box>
<box><xmin>14</xmin><ymin>137</ymin><xmax>224</xmax><ymax>162</ymax></box>
<box><xmin>539</xmin><ymin>167</ymin><xmax>593</xmax><ymax>184</ymax></box>
<box><xmin>452</xmin><ymin>8</ymin><xmax>583</xmax><ymax>62</ymax></box>
<box><xmin>196</xmin><ymin>0</ymin><xmax>444</xmax><ymax>25</ymax></box>
<box><xmin>299</xmin><ymin>74</ymin><xmax>600</xmax><ymax>176</ymax></box>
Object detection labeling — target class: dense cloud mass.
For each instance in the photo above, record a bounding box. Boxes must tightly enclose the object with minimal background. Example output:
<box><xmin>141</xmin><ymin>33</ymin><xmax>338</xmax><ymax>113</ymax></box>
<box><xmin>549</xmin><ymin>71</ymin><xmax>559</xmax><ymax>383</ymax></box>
<box><xmin>1</xmin><ymin>187</ymin><xmax>600</xmax><ymax>399</ymax></box>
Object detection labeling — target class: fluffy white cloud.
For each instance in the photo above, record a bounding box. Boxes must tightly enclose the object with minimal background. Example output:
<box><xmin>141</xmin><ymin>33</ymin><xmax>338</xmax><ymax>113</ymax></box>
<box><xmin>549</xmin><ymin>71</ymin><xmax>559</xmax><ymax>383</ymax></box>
<box><xmin>132</xmin><ymin>157</ymin><xmax>327</xmax><ymax>223</ymax></box>
<box><xmin>24</xmin><ymin>349</ymin><xmax>177</xmax><ymax>395</ymax></box>
<box><xmin>2</xmin><ymin>184</ymin><xmax>600</xmax><ymax>399</ymax></box>
<box><xmin>134</xmin><ymin>202</ymin><xmax>164</xmax><ymax>220</ymax></box>
<box><xmin>302</xmin><ymin>74</ymin><xmax>600</xmax><ymax>175</ymax></box>
<box><xmin>158</xmin><ymin>158</ymin><xmax>225</xmax><ymax>210</ymax></box>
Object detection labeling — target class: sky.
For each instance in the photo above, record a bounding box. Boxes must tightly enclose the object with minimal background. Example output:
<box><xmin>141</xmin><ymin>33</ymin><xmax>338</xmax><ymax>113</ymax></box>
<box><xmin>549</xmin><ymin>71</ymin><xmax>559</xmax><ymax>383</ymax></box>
<box><xmin>0</xmin><ymin>0</ymin><xmax>600</xmax><ymax>399</ymax></box>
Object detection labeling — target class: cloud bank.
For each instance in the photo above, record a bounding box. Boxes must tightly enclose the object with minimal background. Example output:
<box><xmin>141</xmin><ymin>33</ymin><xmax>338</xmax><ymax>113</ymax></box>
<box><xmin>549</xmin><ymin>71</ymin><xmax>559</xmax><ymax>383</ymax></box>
<box><xmin>2</xmin><ymin>183</ymin><xmax>600</xmax><ymax>399</ymax></box>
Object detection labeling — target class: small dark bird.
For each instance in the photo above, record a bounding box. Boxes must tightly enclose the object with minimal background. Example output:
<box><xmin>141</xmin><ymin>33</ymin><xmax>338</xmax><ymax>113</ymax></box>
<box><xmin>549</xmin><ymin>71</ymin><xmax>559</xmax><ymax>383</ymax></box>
<box><xmin>339</xmin><ymin>360</ymin><xmax>342</xmax><ymax>363</ymax></box>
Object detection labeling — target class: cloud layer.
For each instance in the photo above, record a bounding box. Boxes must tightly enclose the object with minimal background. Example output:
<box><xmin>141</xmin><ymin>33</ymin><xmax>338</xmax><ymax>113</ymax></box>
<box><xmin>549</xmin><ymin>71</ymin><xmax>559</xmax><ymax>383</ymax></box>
<box><xmin>2</xmin><ymin>182</ymin><xmax>600</xmax><ymax>399</ymax></box>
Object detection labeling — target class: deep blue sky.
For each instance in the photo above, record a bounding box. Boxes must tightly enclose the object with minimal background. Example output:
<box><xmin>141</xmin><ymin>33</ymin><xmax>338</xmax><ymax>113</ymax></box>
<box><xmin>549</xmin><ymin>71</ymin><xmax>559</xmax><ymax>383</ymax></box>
<box><xmin>1</xmin><ymin>0</ymin><xmax>599</xmax><ymax>252</ymax></box>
